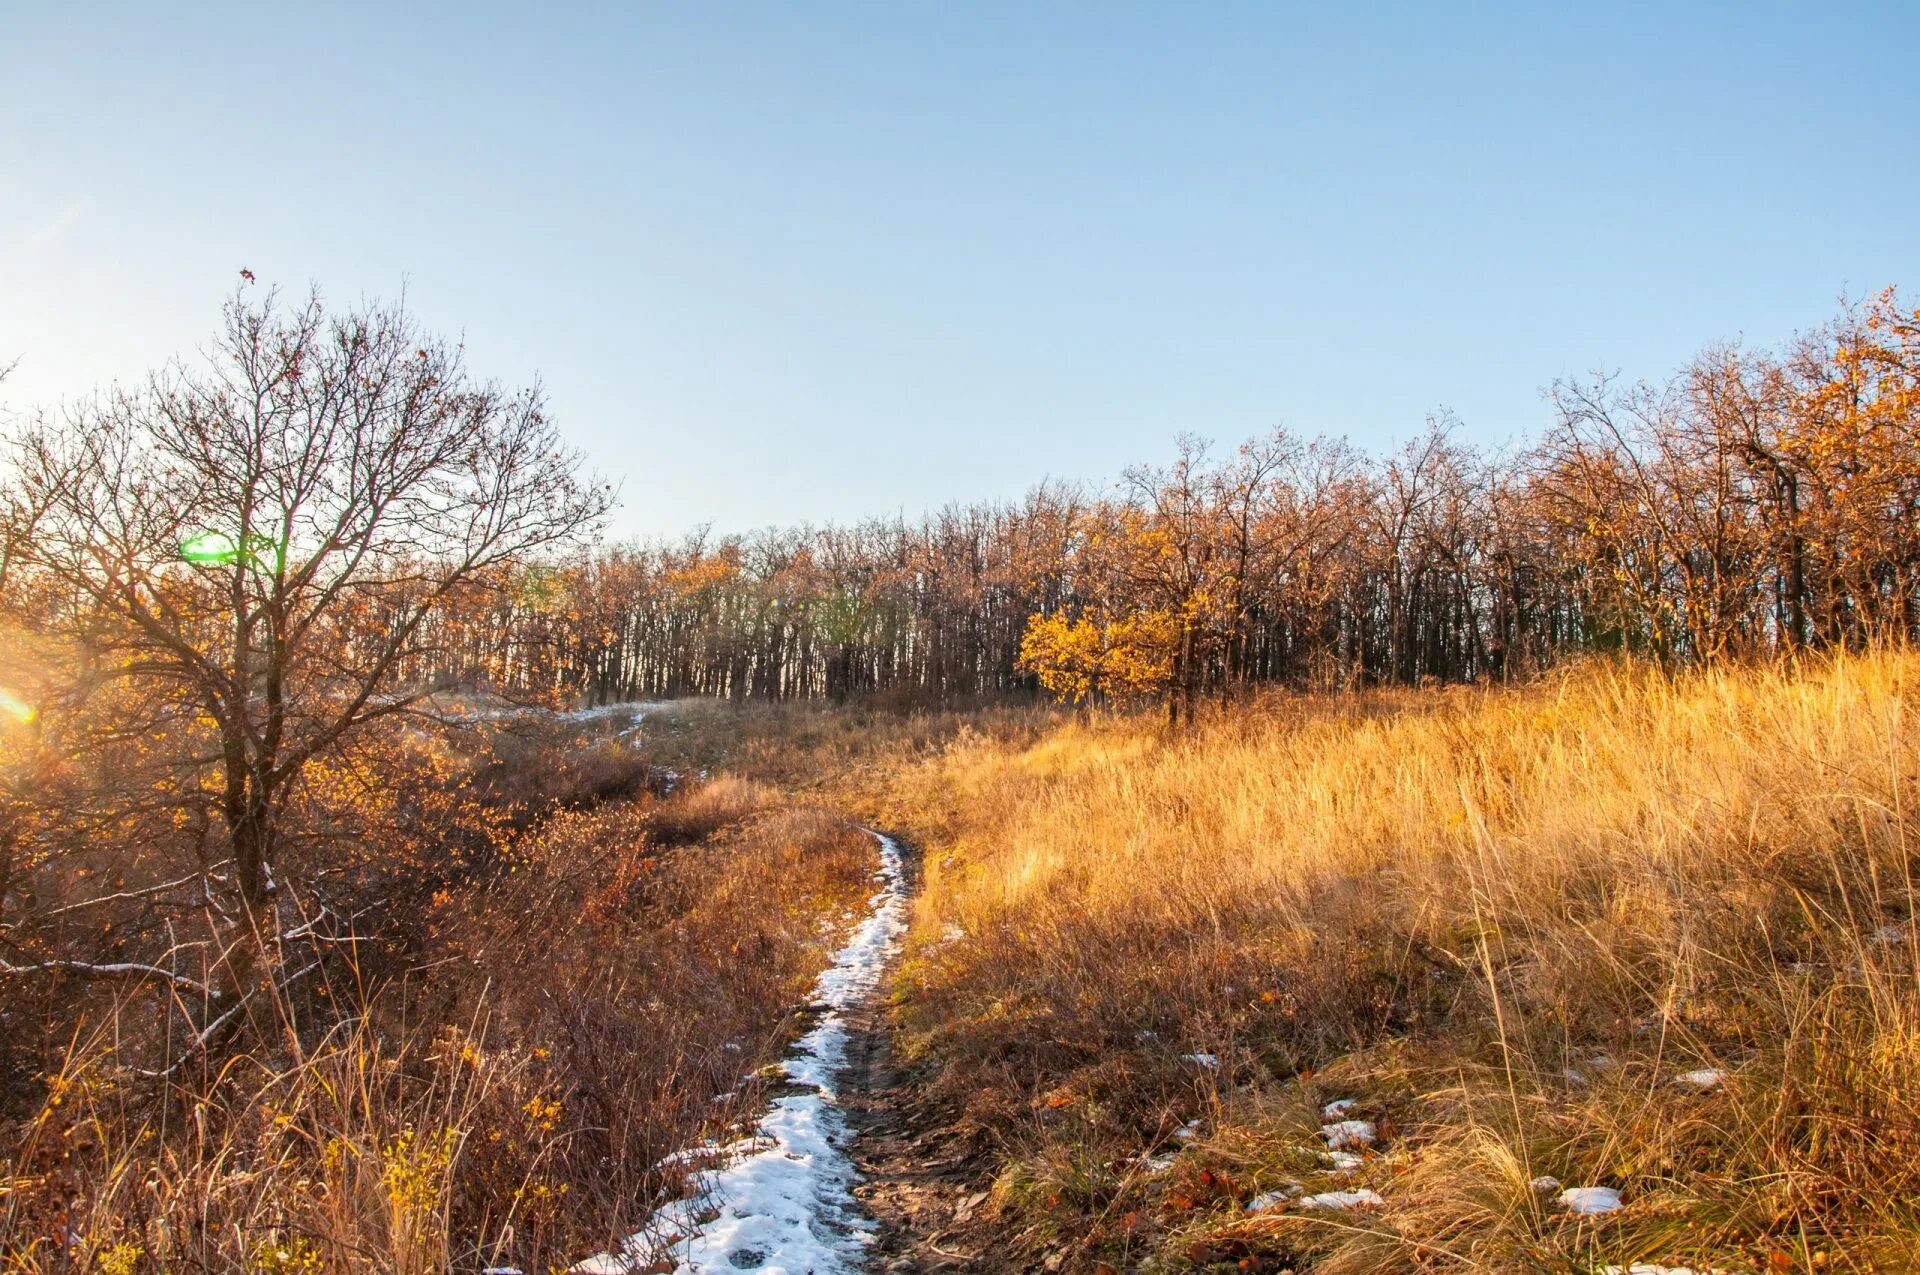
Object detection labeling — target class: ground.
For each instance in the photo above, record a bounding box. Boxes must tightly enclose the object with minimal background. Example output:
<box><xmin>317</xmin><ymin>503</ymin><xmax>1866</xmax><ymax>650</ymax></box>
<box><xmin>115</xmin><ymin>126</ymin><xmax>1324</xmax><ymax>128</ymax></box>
<box><xmin>843</xmin><ymin>989</ymin><xmax>1002</xmax><ymax>1275</ymax></box>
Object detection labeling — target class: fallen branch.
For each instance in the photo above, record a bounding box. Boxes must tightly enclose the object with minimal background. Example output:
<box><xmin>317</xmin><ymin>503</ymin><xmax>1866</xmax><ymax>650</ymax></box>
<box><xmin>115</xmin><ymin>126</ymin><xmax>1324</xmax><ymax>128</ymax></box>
<box><xmin>131</xmin><ymin>959</ymin><xmax>323</xmax><ymax>1080</ymax></box>
<box><xmin>33</xmin><ymin>870</ymin><xmax>217</xmax><ymax>920</ymax></box>
<box><xmin>0</xmin><ymin>957</ymin><xmax>214</xmax><ymax>997</ymax></box>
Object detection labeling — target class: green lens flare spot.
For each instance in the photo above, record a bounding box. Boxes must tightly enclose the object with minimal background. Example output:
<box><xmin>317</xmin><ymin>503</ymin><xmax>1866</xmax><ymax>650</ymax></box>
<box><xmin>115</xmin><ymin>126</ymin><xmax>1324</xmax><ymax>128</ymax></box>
<box><xmin>179</xmin><ymin>530</ymin><xmax>240</xmax><ymax>564</ymax></box>
<box><xmin>178</xmin><ymin>531</ymin><xmax>281</xmax><ymax>567</ymax></box>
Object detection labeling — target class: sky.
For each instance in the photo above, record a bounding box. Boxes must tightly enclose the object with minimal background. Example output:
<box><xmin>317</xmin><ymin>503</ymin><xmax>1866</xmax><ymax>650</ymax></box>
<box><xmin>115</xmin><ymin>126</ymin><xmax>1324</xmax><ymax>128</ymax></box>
<box><xmin>2</xmin><ymin>3</ymin><xmax>1916</xmax><ymax>540</ymax></box>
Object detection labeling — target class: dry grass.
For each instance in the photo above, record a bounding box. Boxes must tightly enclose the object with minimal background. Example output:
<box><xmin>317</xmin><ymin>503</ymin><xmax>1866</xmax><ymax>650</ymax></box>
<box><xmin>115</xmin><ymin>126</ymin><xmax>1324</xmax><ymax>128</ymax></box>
<box><xmin>19</xmin><ymin>656</ymin><xmax>1920</xmax><ymax>1272</ymax></box>
<box><xmin>878</xmin><ymin>653</ymin><xmax>1920</xmax><ymax>1273</ymax></box>
<box><xmin>0</xmin><ymin>728</ymin><xmax>877</xmax><ymax>1272</ymax></box>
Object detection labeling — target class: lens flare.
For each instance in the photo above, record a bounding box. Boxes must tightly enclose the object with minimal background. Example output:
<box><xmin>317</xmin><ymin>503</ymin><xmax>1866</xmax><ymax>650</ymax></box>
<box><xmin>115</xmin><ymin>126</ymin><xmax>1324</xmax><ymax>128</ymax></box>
<box><xmin>178</xmin><ymin>530</ymin><xmax>282</xmax><ymax>569</ymax></box>
<box><xmin>179</xmin><ymin>530</ymin><xmax>240</xmax><ymax>565</ymax></box>
<box><xmin>0</xmin><ymin>687</ymin><xmax>34</xmax><ymax>725</ymax></box>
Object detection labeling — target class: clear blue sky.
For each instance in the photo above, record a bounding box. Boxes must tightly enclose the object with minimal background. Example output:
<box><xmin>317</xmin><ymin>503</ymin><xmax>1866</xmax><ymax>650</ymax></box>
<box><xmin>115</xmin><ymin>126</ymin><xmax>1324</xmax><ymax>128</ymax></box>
<box><xmin>3</xmin><ymin>3</ymin><xmax>1915</xmax><ymax>538</ymax></box>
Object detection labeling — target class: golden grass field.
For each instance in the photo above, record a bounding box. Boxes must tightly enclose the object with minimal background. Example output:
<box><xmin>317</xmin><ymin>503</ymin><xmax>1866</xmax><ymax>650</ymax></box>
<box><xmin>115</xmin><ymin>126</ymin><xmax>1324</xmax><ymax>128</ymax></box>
<box><xmin>872</xmin><ymin>654</ymin><xmax>1920</xmax><ymax>1273</ymax></box>
<box><xmin>13</xmin><ymin>654</ymin><xmax>1920</xmax><ymax>1273</ymax></box>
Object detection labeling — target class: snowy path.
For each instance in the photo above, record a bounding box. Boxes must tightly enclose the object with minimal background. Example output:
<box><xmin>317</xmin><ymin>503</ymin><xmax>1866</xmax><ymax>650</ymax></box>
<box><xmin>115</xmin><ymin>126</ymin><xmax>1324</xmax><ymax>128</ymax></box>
<box><xmin>577</xmin><ymin>830</ymin><xmax>909</xmax><ymax>1275</ymax></box>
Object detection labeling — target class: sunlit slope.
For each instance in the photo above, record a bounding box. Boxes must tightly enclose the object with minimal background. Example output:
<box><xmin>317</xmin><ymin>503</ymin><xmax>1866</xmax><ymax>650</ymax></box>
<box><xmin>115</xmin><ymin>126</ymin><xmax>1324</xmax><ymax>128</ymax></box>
<box><xmin>884</xmin><ymin>654</ymin><xmax>1920</xmax><ymax>1271</ymax></box>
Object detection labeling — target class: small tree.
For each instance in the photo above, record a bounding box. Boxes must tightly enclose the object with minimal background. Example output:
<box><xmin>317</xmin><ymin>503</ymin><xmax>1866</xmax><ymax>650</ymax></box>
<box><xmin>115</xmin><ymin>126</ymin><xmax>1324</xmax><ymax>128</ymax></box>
<box><xmin>1</xmin><ymin>284</ymin><xmax>612</xmax><ymax>1018</ymax></box>
<box><xmin>1017</xmin><ymin>611</ymin><xmax>1105</xmax><ymax>704</ymax></box>
<box><xmin>1017</xmin><ymin>607</ymin><xmax>1176</xmax><ymax>707</ymax></box>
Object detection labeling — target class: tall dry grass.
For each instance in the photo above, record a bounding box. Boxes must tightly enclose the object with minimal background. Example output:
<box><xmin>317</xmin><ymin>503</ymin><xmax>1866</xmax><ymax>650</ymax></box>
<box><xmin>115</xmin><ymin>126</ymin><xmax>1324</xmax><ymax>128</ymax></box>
<box><xmin>1</xmin><ymin>732</ymin><xmax>877</xmax><ymax>1273</ymax></box>
<box><xmin>880</xmin><ymin>654</ymin><xmax>1920</xmax><ymax>1272</ymax></box>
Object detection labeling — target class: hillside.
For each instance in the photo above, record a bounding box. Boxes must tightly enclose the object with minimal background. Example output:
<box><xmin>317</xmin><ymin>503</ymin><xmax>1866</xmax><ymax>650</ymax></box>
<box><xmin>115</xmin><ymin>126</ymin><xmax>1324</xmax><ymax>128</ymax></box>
<box><xmin>851</xmin><ymin>654</ymin><xmax>1920</xmax><ymax>1273</ymax></box>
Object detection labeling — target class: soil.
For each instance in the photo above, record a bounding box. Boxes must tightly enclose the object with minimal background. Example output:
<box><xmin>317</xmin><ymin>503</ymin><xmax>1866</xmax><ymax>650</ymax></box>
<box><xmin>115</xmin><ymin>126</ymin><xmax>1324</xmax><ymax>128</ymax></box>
<box><xmin>842</xmin><ymin>992</ymin><xmax>1008</xmax><ymax>1274</ymax></box>
<box><xmin>839</xmin><ymin>836</ymin><xmax>1013</xmax><ymax>1274</ymax></box>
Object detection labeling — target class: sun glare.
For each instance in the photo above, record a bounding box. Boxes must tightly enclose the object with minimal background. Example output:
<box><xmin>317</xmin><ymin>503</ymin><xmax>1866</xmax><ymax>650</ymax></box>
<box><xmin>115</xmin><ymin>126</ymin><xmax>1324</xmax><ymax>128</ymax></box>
<box><xmin>0</xmin><ymin>688</ymin><xmax>36</xmax><ymax>725</ymax></box>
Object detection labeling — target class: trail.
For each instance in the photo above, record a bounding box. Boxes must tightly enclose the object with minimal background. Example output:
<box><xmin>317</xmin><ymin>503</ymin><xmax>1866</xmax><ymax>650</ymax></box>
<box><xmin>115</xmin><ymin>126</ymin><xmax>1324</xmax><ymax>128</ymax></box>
<box><xmin>577</xmin><ymin>830</ymin><xmax>915</xmax><ymax>1275</ymax></box>
<box><xmin>841</xmin><ymin>982</ymin><xmax>1000</xmax><ymax>1274</ymax></box>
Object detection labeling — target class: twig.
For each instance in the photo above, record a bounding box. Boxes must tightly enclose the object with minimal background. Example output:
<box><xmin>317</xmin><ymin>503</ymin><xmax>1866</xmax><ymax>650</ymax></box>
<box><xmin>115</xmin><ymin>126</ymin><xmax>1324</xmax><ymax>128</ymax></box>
<box><xmin>0</xmin><ymin>957</ymin><xmax>214</xmax><ymax>997</ymax></box>
<box><xmin>33</xmin><ymin>870</ymin><xmax>215</xmax><ymax>919</ymax></box>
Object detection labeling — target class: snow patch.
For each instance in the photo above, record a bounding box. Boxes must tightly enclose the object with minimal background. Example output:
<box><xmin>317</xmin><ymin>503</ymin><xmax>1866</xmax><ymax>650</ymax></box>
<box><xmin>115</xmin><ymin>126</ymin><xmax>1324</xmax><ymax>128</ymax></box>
<box><xmin>1320</xmin><ymin>1098</ymin><xmax>1358</xmax><ymax>1119</ymax></box>
<box><xmin>575</xmin><ymin>830</ymin><xmax>909</xmax><ymax>1275</ymax></box>
<box><xmin>1244</xmin><ymin>1187</ymin><xmax>1299</xmax><ymax>1212</ymax></box>
<box><xmin>556</xmin><ymin>701</ymin><xmax>670</xmax><ymax>724</ymax></box>
<box><xmin>1319</xmin><ymin>1119</ymin><xmax>1376</xmax><ymax>1150</ymax></box>
<box><xmin>1181</xmin><ymin>1052</ymin><xmax>1219</xmax><ymax>1070</ymax></box>
<box><xmin>1299</xmin><ymin>1188</ymin><xmax>1385</xmax><ymax>1210</ymax></box>
<box><xmin>656</xmin><ymin>1141</ymin><xmax>733</xmax><ymax>1170</ymax></box>
<box><xmin>1558</xmin><ymin>1185</ymin><xmax>1623</xmax><ymax>1215</ymax></box>
<box><xmin>1672</xmin><ymin>1068</ymin><xmax>1727</xmax><ymax>1092</ymax></box>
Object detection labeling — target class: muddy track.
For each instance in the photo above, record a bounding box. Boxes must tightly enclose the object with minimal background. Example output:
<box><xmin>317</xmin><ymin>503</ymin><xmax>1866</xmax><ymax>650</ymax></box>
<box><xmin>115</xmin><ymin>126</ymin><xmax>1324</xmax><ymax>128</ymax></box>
<box><xmin>842</xmin><ymin>994</ymin><xmax>1005</xmax><ymax>1274</ymax></box>
<box><xmin>841</xmin><ymin>841</ymin><xmax>1008</xmax><ymax>1275</ymax></box>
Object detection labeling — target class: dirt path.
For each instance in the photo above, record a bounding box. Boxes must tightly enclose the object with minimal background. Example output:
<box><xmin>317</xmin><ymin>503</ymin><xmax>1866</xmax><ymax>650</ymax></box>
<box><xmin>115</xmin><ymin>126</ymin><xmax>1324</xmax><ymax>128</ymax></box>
<box><xmin>841</xmin><ymin>995</ymin><xmax>1003</xmax><ymax>1274</ymax></box>
<box><xmin>575</xmin><ymin>830</ymin><xmax>922</xmax><ymax>1275</ymax></box>
<box><xmin>838</xmin><ymin>840</ymin><xmax>1009</xmax><ymax>1275</ymax></box>
<box><xmin>578</xmin><ymin>827</ymin><xmax>1006</xmax><ymax>1275</ymax></box>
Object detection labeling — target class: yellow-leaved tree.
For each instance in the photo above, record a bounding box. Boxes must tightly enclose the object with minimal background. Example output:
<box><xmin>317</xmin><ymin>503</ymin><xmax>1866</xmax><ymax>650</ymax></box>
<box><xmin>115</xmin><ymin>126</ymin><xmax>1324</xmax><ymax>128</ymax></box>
<box><xmin>1017</xmin><ymin>608</ymin><xmax>1177</xmax><ymax>705</ymax></box>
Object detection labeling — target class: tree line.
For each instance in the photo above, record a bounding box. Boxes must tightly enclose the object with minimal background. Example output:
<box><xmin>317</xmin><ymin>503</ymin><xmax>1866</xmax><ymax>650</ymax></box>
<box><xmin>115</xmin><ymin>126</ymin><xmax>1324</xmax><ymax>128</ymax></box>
<box><xmin>414</xmin><ymin>288</ymin><xmax>1918</xmax><ymax>719</ymax></box>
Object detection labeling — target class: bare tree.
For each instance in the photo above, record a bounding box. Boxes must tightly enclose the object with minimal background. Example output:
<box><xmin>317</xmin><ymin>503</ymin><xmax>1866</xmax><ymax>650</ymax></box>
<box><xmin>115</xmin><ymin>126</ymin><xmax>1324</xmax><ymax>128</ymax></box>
<box><xmin>1</xmin><ymin>285</ymin><xmax>612</xmax><ymax>1016</ymax></box>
